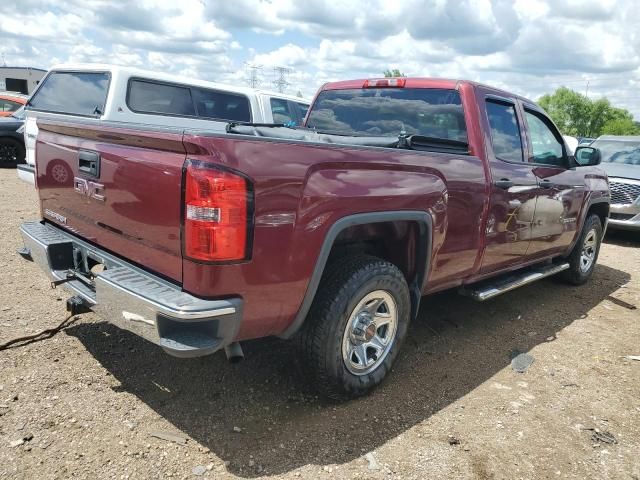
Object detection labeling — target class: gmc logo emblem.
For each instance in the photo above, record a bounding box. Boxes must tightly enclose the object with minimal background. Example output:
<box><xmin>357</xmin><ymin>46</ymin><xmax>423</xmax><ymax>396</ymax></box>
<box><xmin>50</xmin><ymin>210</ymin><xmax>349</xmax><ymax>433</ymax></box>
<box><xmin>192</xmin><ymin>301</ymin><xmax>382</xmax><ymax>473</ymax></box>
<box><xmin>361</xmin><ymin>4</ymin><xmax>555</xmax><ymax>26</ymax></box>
<box><xmin>74</xmin><ymin>177</ymin><xmax>106</xmax><ymax>202</ymax></box>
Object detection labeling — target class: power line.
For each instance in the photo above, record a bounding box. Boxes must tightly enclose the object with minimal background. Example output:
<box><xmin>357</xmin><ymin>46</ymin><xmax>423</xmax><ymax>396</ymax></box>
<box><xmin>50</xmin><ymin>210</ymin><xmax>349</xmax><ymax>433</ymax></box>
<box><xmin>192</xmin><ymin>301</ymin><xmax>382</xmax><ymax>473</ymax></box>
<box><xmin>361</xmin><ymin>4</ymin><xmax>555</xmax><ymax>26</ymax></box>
<box><xmin>272</xmin><ymin>66</ymin><xmax>291</xmax><ymax>93</ymax></box>
<box><xmin>244</xmin><ymin>63</ymin><xmax>262</xmax><ymax>88</ymax></box>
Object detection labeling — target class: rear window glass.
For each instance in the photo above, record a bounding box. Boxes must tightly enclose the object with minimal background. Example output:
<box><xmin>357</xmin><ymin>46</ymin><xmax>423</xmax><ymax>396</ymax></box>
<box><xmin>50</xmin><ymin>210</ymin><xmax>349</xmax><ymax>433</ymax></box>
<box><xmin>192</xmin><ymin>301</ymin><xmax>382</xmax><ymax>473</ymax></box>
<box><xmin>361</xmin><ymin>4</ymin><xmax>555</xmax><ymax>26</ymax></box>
<box><xmin>29</xmin><ymin>71</ymin><xmax>110</xmax><ymax>116</ymax></box>
<box><xmin>306</xmin><ymin>88</ymin><xmax>467</xmax><ymax>141</ymax></box>
<box><xmin>193</xmin><ymin>87</ymin><xmax>250</xmax><ymax>122</ymax></box>
<box><xmin>128</xmin><ymin>80</ymin><xmax>195</xmax><ymax>116</ymax></box>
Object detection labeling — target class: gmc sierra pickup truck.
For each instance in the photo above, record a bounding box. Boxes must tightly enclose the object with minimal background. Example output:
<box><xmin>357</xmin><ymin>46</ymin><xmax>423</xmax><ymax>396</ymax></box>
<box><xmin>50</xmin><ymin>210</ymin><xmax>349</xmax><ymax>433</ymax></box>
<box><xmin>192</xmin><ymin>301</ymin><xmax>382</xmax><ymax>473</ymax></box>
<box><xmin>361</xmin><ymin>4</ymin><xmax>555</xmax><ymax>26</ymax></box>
<box><xmin>19</xmin><ymin>77</ymin><xmax>609</xmax><ymax>400</ymax></box>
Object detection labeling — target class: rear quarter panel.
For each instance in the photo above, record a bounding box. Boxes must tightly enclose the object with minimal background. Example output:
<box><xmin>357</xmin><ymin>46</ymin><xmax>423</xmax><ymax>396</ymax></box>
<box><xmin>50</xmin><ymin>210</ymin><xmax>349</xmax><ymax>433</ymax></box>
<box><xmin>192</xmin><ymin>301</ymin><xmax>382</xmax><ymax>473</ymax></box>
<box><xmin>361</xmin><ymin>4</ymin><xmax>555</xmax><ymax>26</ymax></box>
<box><xmin>182</xmin><ymin>133</ymin><xmax>488</xmax><ymax>340</ymax></box>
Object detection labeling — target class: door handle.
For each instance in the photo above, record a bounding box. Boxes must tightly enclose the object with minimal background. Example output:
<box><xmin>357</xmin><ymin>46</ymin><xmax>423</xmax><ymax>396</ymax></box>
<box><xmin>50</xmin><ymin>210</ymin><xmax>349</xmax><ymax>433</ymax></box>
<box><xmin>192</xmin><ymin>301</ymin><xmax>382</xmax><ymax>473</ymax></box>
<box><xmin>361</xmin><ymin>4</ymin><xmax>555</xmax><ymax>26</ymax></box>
<box><xmin>539</xmin><ymin>179</ymin><xmax>553</xmax><ymax>189</ymax></box>
<box><xmin>78</xmin><ymin>150</ymin><xmax>100</xmax><ymax>177</ymax></box>
<box><xmin>494</xmin><ymin>178</ymin><xmax>514</xmax><ymax>189</ymax></box>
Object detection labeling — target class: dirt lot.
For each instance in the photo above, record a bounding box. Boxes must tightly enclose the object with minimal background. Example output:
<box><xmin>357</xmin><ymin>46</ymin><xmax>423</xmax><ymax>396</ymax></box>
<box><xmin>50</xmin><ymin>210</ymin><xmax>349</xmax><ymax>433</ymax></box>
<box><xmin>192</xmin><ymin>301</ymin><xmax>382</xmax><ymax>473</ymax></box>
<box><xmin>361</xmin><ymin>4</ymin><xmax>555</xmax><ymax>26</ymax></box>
<box><xmin>0</xmin><ymin>168</ymin><xmax>638</xmax><ymax>480</ymax></box>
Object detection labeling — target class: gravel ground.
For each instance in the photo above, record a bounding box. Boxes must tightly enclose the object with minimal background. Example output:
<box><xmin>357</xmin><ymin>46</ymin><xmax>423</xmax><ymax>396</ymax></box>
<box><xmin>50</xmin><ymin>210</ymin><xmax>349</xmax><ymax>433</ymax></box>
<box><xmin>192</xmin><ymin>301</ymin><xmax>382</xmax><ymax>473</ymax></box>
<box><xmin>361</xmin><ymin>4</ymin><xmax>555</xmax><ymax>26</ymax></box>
<box><xmin>0</xmin><ymin>168</ymin><xmax>639</xmax><ymax>480</ymax></box>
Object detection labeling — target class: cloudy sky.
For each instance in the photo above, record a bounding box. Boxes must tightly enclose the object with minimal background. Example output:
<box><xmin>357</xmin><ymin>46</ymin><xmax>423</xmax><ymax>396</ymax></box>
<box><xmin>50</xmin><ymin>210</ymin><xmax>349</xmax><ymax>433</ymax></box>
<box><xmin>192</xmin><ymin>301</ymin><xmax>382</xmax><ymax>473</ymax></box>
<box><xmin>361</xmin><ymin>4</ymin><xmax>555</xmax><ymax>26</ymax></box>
<box><xmin>2</xmin><ymin>0</ymin><xmax>639</xmax><ymax>117</ymax></box>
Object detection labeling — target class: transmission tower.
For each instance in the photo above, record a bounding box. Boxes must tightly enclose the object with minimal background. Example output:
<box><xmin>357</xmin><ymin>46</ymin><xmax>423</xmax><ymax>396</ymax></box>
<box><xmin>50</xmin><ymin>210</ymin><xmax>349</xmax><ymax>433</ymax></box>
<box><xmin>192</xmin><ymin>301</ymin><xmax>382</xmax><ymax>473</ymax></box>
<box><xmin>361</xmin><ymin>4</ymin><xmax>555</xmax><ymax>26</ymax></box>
<box><xmin>244</xmin><ymin>63</ymin><xmax>262</xmax><ymax>88</ymax></box>
<box><xmin>273</xmin><ymin>66</ymin><xmax>291</xmax><ymax>93</ymax></box>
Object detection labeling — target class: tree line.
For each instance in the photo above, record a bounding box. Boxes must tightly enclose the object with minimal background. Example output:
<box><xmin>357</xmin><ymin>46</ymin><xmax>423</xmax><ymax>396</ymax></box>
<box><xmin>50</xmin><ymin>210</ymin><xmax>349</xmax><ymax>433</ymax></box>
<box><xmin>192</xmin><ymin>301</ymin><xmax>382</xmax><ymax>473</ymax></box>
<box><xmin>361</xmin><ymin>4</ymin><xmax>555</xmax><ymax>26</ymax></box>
<box><xmin>538</xmin><ymin>87</ymin><xmax>639</xmax><ymax>137</ymax></box>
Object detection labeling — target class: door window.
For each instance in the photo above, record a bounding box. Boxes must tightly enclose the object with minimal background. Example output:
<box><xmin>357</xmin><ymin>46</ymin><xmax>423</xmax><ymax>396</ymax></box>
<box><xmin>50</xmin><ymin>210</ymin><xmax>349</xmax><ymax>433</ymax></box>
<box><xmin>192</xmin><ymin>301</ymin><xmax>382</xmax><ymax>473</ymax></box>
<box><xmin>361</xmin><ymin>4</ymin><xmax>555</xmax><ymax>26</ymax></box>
<box><xmin>1</xmin><ymin>100</ymin><xmax>22</xmax><ymax>112</ymax></box>
<box><xmin>524</xmin><ymin>110</ymin><xmax>565</xmax><ymax>166</ymax></box>
<box><xmin>485</xmin><ymin>100</ymin><xmax>523</xmax><ymax>162</ymax></box>
<box><xmin>270</xmin><ymin>98</ymin><xmax>296</xmax><ymax>124</ymax></box>
<box><xmin>294</xmin><ymin>102</ymin><xmax>309</xmax><ymax>120</ymax></box>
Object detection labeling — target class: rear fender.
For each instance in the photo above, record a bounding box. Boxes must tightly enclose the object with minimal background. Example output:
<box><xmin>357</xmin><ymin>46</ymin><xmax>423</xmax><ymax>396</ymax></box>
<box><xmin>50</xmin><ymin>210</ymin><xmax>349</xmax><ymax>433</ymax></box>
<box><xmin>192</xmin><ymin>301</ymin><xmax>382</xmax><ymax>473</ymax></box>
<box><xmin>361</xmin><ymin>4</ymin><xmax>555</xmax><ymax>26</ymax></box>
<box><xmin>281</xmin><ymin>211</ymin><xmax>432</xmax><ymax>338</ymax></box>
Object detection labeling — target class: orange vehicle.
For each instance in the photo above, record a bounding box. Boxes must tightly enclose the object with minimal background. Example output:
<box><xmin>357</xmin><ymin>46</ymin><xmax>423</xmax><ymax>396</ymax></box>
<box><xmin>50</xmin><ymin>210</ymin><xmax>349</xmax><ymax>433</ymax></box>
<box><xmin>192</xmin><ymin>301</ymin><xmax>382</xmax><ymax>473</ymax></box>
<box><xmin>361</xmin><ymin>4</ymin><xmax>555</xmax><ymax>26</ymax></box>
<box><xmin>0</xmin><ymin>92</ymin><xmax>28</xmax><ymax>117</ymax></box>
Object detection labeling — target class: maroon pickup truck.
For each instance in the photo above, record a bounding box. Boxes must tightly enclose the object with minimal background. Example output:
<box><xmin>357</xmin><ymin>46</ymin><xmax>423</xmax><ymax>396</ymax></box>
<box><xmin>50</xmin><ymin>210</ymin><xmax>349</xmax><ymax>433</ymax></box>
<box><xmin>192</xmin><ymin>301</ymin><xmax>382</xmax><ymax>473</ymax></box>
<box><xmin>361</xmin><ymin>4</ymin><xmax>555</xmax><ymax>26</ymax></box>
<box><xmin>20</xmin><ymin>77</ymin><xmax>609</xmax><ymax>399</ymax></box>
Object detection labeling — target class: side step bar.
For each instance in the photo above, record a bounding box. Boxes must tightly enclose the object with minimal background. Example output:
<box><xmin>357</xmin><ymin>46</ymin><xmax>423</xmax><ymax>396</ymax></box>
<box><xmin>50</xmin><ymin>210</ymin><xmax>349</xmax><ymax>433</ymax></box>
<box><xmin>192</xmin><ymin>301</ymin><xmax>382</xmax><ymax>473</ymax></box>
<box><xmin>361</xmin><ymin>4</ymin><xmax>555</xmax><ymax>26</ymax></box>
<box><xmin>461</xmin><ymin>263</ymin><xmax>570</xmax><ymax>301</ymax></box>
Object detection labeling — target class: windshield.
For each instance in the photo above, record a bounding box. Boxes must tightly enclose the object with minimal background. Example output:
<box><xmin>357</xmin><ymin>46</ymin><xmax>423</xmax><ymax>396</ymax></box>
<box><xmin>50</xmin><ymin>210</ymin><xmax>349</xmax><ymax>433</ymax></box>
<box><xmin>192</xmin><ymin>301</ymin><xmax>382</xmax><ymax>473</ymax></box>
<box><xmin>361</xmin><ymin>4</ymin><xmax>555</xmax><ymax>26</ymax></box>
<box><xmin>592</xmin><ymin>139</ymin><xmax>640</xmax><ymax>165</ymax></box>
<box><xmin>306</xmin><ymin>88</ymin><xmax>467</xmax><ymax>141</ymax></box>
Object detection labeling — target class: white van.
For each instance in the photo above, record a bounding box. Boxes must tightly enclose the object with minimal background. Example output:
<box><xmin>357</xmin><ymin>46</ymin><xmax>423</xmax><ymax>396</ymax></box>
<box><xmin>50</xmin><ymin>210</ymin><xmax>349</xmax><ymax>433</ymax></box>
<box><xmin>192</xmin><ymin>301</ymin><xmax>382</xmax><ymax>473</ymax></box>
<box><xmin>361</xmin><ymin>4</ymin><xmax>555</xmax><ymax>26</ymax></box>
<box><xmin>19</xmin><ymin>64</ymin><xmax>310</xmax><ymax>184</ymax></box>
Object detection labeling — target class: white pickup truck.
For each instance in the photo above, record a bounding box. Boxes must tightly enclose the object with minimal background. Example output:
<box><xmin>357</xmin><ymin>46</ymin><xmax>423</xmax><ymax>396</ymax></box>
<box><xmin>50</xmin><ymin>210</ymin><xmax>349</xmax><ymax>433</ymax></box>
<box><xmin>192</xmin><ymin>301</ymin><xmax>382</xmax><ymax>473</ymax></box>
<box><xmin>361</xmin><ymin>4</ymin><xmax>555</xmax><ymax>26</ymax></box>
<box><xmin>19</xmin><ymin>64</ymin><xmax>310</xmax><ymax>184</ymax></box>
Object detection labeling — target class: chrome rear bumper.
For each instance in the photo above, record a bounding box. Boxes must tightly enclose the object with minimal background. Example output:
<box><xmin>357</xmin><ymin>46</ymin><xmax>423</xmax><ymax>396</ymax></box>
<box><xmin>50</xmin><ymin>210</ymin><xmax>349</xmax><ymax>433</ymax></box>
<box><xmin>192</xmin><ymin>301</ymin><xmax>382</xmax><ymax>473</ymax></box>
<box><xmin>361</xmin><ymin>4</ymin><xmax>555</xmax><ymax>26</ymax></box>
<box><xmin>19</xmin><ymin>220</ymin><xmax>242</xmax><ymax>358</ymax></box>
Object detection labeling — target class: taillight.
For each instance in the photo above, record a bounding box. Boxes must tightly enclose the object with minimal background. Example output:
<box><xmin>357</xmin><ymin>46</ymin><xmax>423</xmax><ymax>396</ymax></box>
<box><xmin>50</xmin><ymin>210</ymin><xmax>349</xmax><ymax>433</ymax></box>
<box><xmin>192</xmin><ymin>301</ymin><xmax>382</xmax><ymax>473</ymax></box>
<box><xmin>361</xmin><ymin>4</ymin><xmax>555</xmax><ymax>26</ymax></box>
<box><xmin>363</xmin><ymin>78</ymin><xmax>406</xmax><ymax>88</ymax></box>
<box><xmin>183</xmin><ymin>160</ymin><xmax>251</xmax><ymax>262</ymax></box>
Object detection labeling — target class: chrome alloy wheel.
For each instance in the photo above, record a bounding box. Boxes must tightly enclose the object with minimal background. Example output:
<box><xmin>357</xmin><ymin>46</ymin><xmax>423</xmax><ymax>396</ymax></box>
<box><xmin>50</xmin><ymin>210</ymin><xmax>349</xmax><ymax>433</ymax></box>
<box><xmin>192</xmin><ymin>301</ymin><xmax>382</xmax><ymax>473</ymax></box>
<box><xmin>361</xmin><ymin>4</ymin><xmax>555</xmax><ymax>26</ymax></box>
<box><xmin>579</xmin><ymin>229</ymin><xmax>598</xmax><ymax>273</ymax></box>
<box><xmin>341</xmin><ymin>290</ymin><xmax>398</xmax><ymax>376</ymax></box>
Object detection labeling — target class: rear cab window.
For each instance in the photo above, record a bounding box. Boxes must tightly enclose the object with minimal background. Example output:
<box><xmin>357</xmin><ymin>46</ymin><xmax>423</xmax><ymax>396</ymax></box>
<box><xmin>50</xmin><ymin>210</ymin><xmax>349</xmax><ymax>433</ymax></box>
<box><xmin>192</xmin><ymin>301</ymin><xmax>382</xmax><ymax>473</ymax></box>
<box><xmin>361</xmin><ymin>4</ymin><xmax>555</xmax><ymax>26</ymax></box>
<box><xmin>305</xmin><ymin>87</ymin><xmax>467</xmax><ymax>143</ymax></box>
<box><xmin>127</xmin><ymin>78</ymin><xmax>251</xmax><ymax>122</ymax></box>
<box><xmin>28</xmin><ymin>71</ymin><xmax>110</xmax><ymax>117</ymax></box>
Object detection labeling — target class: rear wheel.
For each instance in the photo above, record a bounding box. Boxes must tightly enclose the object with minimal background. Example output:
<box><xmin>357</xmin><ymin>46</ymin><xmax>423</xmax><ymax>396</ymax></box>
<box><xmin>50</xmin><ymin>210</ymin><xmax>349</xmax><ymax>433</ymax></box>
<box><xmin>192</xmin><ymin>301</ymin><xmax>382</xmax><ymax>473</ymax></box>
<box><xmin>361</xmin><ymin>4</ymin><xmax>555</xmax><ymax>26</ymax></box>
<box><xmin>297</xmin><ymin>254</ymin><xmax>410</xmax><ymax>400</ymax></box>
<box><xmin>0</xmin><ymin>138</ymin><xmax>25</xmax><ymax>167</ymax></box>
<box><xmin>560</xmin><ymin>214</ymin><xmax>603</xmax><ymax>285</ymax></box>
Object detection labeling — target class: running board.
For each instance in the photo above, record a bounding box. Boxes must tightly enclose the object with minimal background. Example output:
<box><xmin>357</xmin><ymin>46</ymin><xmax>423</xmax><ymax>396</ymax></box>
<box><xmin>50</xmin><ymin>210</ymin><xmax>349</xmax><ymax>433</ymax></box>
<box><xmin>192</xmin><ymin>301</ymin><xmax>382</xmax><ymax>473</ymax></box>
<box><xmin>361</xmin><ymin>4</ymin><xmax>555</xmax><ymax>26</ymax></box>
<box><xmin>460</xmin><ymin>263</ymin><xmax>570</xmax><ymax>301</ymax></box>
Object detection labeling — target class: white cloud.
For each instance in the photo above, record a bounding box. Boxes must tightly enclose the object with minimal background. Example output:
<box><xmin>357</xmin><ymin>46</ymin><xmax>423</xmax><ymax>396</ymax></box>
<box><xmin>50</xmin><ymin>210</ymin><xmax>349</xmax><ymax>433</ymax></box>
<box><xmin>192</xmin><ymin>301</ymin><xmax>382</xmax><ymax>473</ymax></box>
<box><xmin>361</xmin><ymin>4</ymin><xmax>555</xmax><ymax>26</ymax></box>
<box><xmin>0</xmin><ymin>0</ymin><xmax>639</xmax><ymax>116</ymax></box>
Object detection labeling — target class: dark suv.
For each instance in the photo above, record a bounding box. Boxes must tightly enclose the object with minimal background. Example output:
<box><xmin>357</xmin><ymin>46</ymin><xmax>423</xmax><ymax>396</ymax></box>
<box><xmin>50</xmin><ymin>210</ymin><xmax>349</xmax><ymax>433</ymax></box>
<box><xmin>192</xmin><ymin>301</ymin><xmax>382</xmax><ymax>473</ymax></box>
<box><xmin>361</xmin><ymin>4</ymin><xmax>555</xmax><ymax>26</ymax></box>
<box><xmin>0</xmin><ymin>106</ymin><xmax>25</xmax><ymax>167</ymax></box>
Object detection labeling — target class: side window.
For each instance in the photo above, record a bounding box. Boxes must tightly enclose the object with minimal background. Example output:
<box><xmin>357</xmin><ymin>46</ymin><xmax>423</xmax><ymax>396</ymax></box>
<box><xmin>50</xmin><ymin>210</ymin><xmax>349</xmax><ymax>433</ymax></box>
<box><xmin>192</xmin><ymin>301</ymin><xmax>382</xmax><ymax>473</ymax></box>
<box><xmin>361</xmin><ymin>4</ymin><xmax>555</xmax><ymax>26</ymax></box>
<box><xmin>1</xmin><ymin>100</ymin><xmax>21</xmax><ymax>112</ymax></box>
<box><xmin>192</xmin><ymin>88</ymin><xmax>251</xmax><ymax>122</ymax></box>
<box><xmin>128</xmin><ymin>80</ymin><xmax>195</xmax><ymax>116</ymax></box>
<box><xmin>524</xmin><ymin>110</ymin><xmax>565</xmax><ymax>166</ymax></box>
<box><xmin>486</xmin><ymin>100</ymin><xmax>523</xmax><ymax>162</ymax></box>
<box><xmin>270</xmin><ymin>98</ymin><xmax>295</xmax><ymax>124</ymax></box>
<box><xmin>295</xmin><ymin>102</ymin><xmax>309</xmax><ymax>120</ymax></box>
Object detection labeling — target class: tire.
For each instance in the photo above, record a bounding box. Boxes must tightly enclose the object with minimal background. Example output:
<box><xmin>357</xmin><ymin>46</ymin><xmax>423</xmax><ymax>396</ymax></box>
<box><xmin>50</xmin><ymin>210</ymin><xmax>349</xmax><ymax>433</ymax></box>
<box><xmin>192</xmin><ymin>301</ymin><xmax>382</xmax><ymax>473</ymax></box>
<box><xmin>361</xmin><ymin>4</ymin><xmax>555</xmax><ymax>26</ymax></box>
<box><xmin>0</xmin><ymin>138</ymin><xmax>25</xmax><ymax>167</ymax></box>
<box><xmin>560</xmin><ymin>214</ymin><xmax>603</xmax><ymax>285</ymax></box>
<box><xmin>297</xmin><ymin>254</ymin><xmax>411</xmax><ymax>400</ymax></box>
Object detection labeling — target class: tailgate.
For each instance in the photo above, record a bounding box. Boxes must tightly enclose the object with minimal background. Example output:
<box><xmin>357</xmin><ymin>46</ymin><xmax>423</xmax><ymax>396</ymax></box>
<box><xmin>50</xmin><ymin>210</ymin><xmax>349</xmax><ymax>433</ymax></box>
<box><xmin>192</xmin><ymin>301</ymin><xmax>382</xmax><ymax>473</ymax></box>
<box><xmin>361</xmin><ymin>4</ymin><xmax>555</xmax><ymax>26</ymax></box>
<box><xmin>35</xmin><ymin>120</ymin><xmax>186</xmax><ymax>282</ymax></box>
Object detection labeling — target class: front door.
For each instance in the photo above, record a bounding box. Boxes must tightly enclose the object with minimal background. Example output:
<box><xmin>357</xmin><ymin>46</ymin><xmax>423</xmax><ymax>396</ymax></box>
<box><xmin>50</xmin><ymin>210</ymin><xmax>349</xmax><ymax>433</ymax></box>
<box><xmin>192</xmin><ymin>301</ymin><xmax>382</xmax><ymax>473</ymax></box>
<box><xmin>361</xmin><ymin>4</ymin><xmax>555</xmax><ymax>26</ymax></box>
<box><xmin>522</xmin><ymin>107</ymin><xmax>586</xmax><ymax>257</ymax></box>
<box><xmin>479</xmin><ymin>96</ymin><xmax>538</xmax><ymax>274</ymax></box>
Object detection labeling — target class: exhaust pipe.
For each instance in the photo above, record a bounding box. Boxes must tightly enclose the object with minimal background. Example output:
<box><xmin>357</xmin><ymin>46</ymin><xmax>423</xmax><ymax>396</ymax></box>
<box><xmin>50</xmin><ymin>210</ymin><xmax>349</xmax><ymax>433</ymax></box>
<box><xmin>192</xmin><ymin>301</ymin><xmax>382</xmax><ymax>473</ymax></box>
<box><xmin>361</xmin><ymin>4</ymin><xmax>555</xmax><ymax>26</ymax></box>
<box><xmin>224</xmin><ymin>342</ymin><xmax>244</xmax><ymax>363</ymax></box>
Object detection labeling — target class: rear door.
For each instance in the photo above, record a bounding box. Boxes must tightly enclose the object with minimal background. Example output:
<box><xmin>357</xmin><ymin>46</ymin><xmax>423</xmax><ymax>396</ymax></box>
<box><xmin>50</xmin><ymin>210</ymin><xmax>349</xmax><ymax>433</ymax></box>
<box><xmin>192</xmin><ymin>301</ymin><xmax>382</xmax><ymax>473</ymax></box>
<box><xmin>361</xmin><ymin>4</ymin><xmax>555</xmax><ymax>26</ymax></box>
<box><xmin>522</xmin><ymin>105</ymin><xmax>586</xmax><ymax>257</ymax></box>
<box><xmin>479</xmin><ymin>93</ymin><xmax>538</xmax><ymax>274</ymax></box>
<box><xmin>36</xmin><ymin>121</ymin><xmax>186</xmax><ymax>282</ymax></box>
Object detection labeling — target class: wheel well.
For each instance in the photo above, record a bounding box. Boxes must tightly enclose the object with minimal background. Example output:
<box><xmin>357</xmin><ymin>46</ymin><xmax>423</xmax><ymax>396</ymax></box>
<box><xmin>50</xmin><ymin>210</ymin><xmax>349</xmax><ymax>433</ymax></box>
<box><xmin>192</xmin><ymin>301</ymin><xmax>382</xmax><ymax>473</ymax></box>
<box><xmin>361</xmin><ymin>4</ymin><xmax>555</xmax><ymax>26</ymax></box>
<box><xmin>327</xmin><ymin>220</ymin><xmax>427</xmax><ymax>318</ymax></box>
<box><xmin>281</xmin><ymin>212</ymin><xmax>432</xmax><ymax>339</ymax></box>
<box><xmin>587</xmin><ymin>202</ymin><xmax>609</xmax><ymax>228</ymax></box>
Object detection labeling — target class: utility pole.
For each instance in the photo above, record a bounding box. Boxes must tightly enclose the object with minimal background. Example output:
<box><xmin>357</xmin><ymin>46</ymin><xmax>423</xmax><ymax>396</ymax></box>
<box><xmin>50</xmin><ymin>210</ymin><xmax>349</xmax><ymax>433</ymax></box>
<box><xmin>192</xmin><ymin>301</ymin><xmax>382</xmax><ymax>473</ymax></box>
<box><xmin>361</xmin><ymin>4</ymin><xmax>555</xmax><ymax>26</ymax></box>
<box><xmin>244</xmin><ymin>63</ymin><xmax>262</xmax><ymax>88</ymax></box>
<box><xmin>273</xmin><ymin>66</ymin><xmax>291</xmax><ymax>93</ymax></box>
<box><xmin>585</xmin><ymin>80</ymin><xmax>590</xmax><ymax>98</ymax></box>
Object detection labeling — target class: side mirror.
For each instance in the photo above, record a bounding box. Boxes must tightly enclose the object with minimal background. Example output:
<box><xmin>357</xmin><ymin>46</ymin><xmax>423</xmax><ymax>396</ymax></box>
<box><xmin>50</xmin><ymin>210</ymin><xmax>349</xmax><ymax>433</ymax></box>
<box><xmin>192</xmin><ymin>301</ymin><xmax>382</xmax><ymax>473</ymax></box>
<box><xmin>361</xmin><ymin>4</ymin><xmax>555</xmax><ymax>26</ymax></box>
<box><xmin>574</xmin><ymin>146</ymin><xmax>601</xmax><ymax>166</ymax></box>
